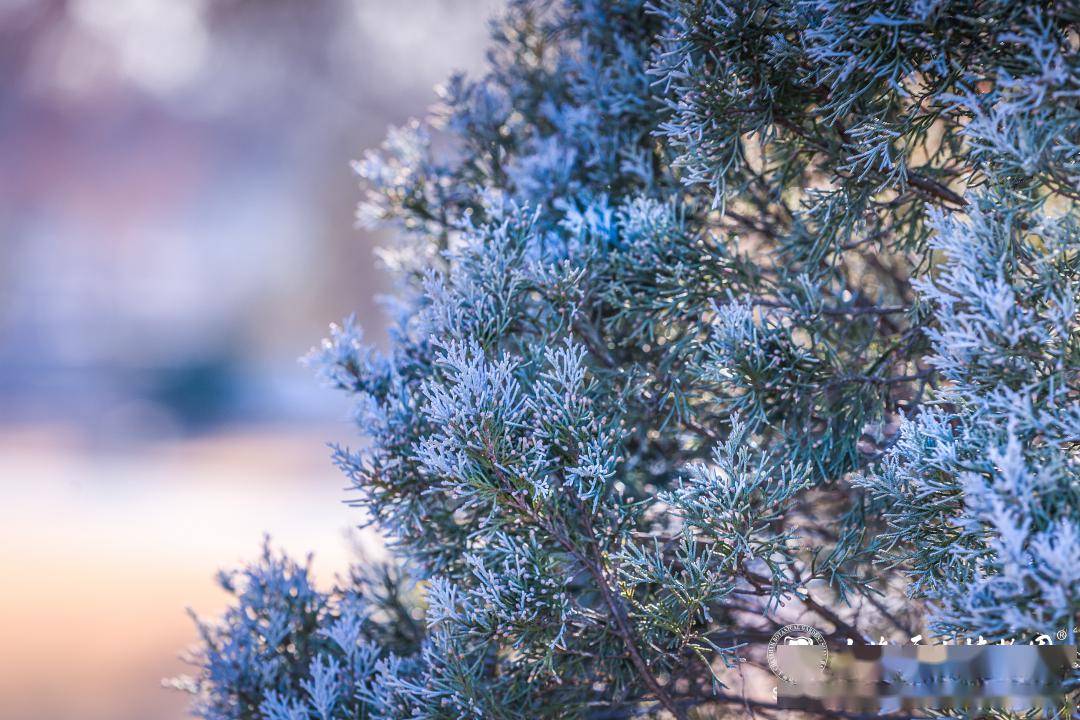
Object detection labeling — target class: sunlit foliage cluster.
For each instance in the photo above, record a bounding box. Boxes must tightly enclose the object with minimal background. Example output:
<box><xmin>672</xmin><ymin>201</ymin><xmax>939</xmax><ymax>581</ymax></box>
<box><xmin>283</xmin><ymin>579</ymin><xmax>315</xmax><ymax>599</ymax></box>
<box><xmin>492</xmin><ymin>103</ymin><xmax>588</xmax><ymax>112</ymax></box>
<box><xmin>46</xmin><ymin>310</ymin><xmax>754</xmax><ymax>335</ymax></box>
<box><xmin>179</xmin><ymin>1</ymin><xmax>1079</xmax><ymax>717</ymax></box>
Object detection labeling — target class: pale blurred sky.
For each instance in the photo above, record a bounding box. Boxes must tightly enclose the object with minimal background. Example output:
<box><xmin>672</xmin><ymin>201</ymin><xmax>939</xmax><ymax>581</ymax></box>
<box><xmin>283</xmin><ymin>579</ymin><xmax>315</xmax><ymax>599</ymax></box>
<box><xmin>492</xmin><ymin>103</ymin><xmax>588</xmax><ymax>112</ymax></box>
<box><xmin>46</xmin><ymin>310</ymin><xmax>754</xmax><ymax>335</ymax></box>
<box><xmin>0</xmin><ymin>2</ymin><xmax>499</xmax><ymax>719</ymax></box>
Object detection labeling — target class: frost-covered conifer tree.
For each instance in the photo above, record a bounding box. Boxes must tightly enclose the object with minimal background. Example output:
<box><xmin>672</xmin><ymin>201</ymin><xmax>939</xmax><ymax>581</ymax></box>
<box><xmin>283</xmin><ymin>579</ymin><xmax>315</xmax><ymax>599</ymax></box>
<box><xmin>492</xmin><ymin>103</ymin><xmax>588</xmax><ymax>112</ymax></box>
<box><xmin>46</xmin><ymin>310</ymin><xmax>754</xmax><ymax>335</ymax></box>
<box><xmin>178</xmin><ymin>2</ymin><xmax>1079</xmax><ymax>718</ymax></box>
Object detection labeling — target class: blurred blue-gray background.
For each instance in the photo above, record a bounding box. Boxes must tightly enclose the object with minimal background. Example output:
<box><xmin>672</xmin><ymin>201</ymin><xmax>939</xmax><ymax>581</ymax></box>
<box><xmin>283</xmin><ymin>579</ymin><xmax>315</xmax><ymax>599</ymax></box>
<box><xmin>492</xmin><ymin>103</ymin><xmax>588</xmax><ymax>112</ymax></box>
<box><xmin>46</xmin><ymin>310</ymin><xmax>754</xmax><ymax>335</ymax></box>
<box><xmin>0</xmin><ymin>2</ymin><xmax>496</xmax><ymax>718</ymax></box>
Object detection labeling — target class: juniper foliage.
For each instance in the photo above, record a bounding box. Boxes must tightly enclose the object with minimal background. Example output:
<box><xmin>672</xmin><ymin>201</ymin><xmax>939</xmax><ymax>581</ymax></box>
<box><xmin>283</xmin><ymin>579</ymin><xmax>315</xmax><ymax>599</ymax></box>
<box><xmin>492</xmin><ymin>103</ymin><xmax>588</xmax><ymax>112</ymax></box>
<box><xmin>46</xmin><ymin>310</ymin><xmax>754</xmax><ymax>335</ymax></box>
<box><xmin>179</xmin><ymin>2</ymin><xmax>1080</xmax><ymax>718</ymax></box>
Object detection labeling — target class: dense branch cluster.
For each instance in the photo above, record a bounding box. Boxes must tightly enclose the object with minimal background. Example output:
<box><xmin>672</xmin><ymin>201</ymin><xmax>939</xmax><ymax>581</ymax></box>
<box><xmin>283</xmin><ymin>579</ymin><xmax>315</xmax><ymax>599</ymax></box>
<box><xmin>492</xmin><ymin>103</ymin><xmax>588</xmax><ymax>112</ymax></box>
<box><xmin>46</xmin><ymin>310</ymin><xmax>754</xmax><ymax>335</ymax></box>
<box><xmin>178</xmin><ymin>1</ymin><xmax>1079</xmax><ymax>718</ymax></box>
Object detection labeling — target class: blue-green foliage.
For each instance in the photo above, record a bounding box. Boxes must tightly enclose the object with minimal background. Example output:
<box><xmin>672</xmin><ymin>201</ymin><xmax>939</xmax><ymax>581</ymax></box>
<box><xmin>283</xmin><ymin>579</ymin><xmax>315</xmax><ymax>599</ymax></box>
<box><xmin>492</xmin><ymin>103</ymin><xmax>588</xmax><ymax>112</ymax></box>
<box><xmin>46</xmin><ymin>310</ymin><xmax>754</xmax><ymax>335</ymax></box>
<box><xmin>179</xmin><ymin>1</ymin><xmax>1080</xmax><ymax>717</ymax></box>
<box><xmin>172</xmin><ymin>540</ymin><xmax>420</xmax><ymax>720</ymax></box>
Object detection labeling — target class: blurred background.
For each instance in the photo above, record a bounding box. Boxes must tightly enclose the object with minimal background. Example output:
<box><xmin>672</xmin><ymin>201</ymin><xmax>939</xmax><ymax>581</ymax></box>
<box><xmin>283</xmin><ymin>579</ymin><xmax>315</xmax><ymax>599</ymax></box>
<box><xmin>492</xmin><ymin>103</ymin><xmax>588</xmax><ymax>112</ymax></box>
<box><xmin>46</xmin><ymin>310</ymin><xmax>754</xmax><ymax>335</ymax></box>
<box><xmin>0</xmin><ymin>1</ymin><xmax>497</xmax><ymax>718</ymax></box>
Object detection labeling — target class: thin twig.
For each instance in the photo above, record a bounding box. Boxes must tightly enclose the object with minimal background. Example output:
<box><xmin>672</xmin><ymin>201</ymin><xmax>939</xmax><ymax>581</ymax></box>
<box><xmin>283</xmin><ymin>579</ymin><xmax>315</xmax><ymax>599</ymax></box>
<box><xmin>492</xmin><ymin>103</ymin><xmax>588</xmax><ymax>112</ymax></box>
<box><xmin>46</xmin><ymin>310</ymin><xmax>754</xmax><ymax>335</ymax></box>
<box><xmin>753</xmin><ymin>299</ymin><xmax>910</xmax><ymax>317</ymax></box>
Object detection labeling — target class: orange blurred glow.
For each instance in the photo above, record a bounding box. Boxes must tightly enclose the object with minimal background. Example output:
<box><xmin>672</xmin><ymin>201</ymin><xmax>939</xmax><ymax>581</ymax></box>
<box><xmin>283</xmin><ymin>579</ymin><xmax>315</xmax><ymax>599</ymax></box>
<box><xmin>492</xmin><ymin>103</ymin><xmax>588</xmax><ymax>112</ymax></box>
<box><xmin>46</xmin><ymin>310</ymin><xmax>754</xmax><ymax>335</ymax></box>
<box><xmin>0</xmin><ymin>427</ymin><xmax>373</xmax><ymax>720</ymax></box>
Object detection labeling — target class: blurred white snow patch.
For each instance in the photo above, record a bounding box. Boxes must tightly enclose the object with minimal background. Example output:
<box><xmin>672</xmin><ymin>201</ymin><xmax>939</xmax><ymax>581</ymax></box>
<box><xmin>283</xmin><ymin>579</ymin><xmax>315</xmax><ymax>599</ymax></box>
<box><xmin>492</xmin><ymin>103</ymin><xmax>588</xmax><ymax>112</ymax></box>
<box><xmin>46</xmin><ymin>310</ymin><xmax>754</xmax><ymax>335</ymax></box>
<box><xmin>70</xmin><ymin>0</ymin><xmax>209</xmax><ymax>96</ymax></box>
